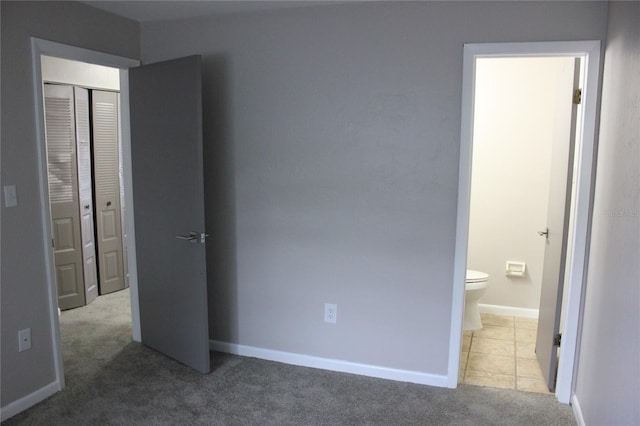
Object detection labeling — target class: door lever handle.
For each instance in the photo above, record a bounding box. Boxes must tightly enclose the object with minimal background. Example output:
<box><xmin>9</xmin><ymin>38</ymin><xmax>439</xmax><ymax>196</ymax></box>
<box><xmin>176</xmin><ymin>231</ymin><xmax>208</xmax><ymax>244</ymax></box>
<box><xmin>538</xmin><ymin>228</ymin><xmax>549</xmax><ymax>238</ymax></box>
<box><xmin>176</xmin><ymin>231</ymin><xmax>198</xmax><ymax>242</ymax></box>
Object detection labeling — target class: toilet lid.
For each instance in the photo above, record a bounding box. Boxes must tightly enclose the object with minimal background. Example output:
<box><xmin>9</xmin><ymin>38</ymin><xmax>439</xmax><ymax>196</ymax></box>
<box><xmin>466</xmin><ymin>270</ymin><xmax>489</xmax><ymax>283</ymax></box>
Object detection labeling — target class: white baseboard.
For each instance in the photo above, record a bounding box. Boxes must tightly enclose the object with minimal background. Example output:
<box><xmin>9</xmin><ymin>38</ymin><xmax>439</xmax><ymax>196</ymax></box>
<box><xmin>0</xmin><ymin>380</ymin><xmax>60</xmax><ymax>421</ymax></box>
<box><xmin>571</xmin><ymin>394</ymin><xmax>585</xmax><ymax>426</ymax></box>
<box><xmin>479</xmin><ymin>303</ymin><xmax>539</xmax><ymax>318</ymax></box>
<box><xmin>210</xmin><ymin>340</ymin><xmax>449</xmax><ymax>388</ymax></box>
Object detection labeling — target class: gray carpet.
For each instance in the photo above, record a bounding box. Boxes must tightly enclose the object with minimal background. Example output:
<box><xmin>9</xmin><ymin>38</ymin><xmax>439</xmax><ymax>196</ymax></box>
<box><xmin>3</xmin><ymin>289</ymin><xmax>576</xmax><ymax>425</ymax></box>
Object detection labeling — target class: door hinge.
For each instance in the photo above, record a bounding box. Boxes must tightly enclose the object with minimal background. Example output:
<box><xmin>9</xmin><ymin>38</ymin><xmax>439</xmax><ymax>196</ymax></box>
<box><xmin>52</xmin><ymin>238</ymin><xmax>55</xmax><ymax>248</ymax></box>
<box><xmin>553</xmin><ymin>333</ymin><xmax>562</xmax><ymax>347</ymax></box>
<box><xmin>573</xmin><ymin>88</ymin><xmax>582</xmax><ymax>105</ymax></box>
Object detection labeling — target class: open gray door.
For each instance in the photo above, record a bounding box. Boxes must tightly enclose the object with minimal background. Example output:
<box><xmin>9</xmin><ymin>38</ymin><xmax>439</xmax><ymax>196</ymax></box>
<box><xmin>129</xmin><ymin>56</ymin><xmax>210</xmax><ymax>374</ymax></box>
<box><xmin>535</xmin><ymin>58</ymin><xmax>581</xmax><ymax>391</ymax></box>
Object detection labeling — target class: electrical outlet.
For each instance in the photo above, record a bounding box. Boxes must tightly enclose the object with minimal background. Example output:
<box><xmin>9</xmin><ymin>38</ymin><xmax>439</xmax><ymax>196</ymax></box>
<box><xmin>18</xmin><ymin>328</ymin><xmax>31</xmax><ymax>352</ymax></box>
<box><xmin>324</xmin><ymin>303</ymin><xmax>337</xmax><ymax>324</ymax></box>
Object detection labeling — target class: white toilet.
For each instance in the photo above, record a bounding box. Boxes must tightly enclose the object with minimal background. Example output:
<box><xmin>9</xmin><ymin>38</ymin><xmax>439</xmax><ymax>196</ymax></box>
<box><xmin>464</xmin><ymin>270</ymin><xmax>489</xmax><ymax>331</ymax></box>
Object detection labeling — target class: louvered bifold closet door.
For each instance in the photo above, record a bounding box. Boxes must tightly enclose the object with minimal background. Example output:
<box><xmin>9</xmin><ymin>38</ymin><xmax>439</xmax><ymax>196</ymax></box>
<box><xmin>92</xmin><ymin>90</ymin><xmax>125</xmax><ymax>294</ymax></box>
<box><xmin>75</xmin><ymin>87</ymin><xmax>98</xmax><ymax>305</ymax></box>
<box><xmin>44</xmin><ymin>84</ymin><xmax>85</xmax><ymax>310</ymax></box>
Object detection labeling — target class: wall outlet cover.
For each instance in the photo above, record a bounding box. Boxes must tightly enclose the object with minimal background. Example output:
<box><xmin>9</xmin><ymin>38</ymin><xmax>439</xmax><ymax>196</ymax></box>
<box><xmin>324</xmin><ymin>303</ymin><xmax>337</xmax><ymax>324</ymax></box>
<box><xmin>18</xmin><ymin>328</ymin><xmax>31</xmax><ymax>352</ymax></box>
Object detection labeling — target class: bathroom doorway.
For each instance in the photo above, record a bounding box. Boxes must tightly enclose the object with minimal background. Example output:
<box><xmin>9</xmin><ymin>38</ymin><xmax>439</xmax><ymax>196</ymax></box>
<box><xmin>459</xmin><ymin>55</ymin><xmax>578</xmax><ymax>393</ymax></box>
<box><xmin>450</xmin><ymin>41</ymin><xmax>601</xmax><ymax>404</ymax></box>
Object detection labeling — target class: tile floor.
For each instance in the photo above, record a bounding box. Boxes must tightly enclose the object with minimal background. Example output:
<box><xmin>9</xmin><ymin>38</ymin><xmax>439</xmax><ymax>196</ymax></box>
<box><xmin>459</xmin><ymin>313</ymin><xmax>550</xmax><ymax>394</ymax></box>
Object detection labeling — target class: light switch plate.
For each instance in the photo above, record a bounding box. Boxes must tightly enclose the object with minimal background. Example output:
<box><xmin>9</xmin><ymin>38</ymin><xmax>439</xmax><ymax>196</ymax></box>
<box><xmin>4</xmin><ymin>185</ymin><xmax>17</xmax><ymax>207</ymax></box>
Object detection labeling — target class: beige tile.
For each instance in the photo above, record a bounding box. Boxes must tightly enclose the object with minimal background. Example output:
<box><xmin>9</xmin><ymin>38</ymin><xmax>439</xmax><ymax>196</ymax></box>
<box><xmin>470</xmin><ymin>337</ymin><xmax>515</xmax><ymax>356</ymax></box>
<box><xmin>516</xmin><ymin>357</ymin><xmax>545</xmax><ymax>379</ymax></box>
<box><xmin>473</xmin><ymin>325</ymin><xmax>515</xmax><ymax>341</ymax></box>
<box><xmin>463</xmin><ymin>330</ymin><xmax>473</xmax><ymax>338</ymax></box>
<box><xmin>481</xmin><ymin>313</ymin><xmax>515</xmax><ymax>328</ymax></box>
<box><xmin>516</xmin><ymin>341</ymin><xmax>537</xmax><ymax>359</ymax></box>
<box><xmin>464</xmin><ymin>370</ymin><xmax>515</xmax><ymax>390</ymax></box>
<box><xmin>467</xmin><ymin>353</ymin><xmax>515</xmax><ymax>376</ymax></box>
<box><xmin>515</xmin><ymin>317</ymin><xmax>538</xmax><ymax>330</ymax></box>
<box><xmin>462</xmin><ymin>335</ymin><xmax>471</xmax><ymax>352</ymax></box>
<box><xmin>515</xmin><ymin>327</ymin><xmax>537</xmax><ymax>343</ymax></box>
<box><xmin>460</xmin><ymin>351</ymin><xmax>469</xmax><ymax>366</ymax></box>
<box><xmin>517</xmin><ymin>376</ymin><xmax>550</xmax><ymax>394</ymax></box>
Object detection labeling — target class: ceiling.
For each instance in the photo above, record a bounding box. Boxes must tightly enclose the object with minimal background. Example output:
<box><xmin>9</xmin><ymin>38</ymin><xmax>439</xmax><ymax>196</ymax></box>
<box><xmin>83</xmin><ymin>1</ymin><xmax>347</xmax><ymax>23</ymax></box>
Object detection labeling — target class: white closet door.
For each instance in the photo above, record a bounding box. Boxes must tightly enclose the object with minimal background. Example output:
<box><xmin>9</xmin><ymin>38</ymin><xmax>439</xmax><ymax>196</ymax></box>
<box><xmin>44</xmin><ymin>84</ymin><xmax>85</xmax><ymax>310</ymax></box>
<box><xmin>92</xmin><ymin>90</ymin><xmax>125</xmax><ymax>294</ymax></box>
<box><xmin>74</xmin><ymin>86</ymin><xmax>98</xmax><ymax>305</ymax></box>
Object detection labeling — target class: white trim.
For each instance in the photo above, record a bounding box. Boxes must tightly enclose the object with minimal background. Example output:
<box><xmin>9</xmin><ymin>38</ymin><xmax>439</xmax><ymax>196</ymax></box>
<box><xmin>30</xmin><ymin>38</ymin><xmax>66</xmax><ymax>397</ymax></box>
<box><xmin>572</xmin><ymin>394</ymin><xmax>586</xmax><ymax>426</ymax></box>
<box><xmin>117</xmin><ymin>69</ymin><xmax>142</xmax><ymax>342</ymax></box>
<box><xmin>479</xmin><ymin>304</ymin><xmax>539</xmax><ymax>319</ymax></box>
<box><xmin>30</xmin><ymin>38</ymin><xmax>140</xmax><ymax>415</ymax></box>
<box><xmin>555</xmin><ymin>41</ymin><xmax>601</xmax><ymax>404</ymax></box>
<box><xmin>32</xmin><ymin>39</ymin><xmax>138</xmax><ymax>70</ymax></box>
<box><xmin>0</xmin><ymin>381</ymin><xmax>60</xmax><ymax>422</ymax></box>
<box><xmin>450</xmin><ymin>41</ymin><xmax>601</xmax><ymax>404</ymax></box>
<box><xmin>447</xmin><ymin>42</ymin><xmax>476</xmax><ymax>388</ymax></box>
<box><xmin>211</xmin><ymin>340</ymin><xmax>449</xmax><ymax>388</ymax></box>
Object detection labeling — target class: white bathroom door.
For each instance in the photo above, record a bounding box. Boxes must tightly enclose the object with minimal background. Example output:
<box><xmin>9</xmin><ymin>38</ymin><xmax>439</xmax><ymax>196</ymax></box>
<box><xmin>129</xmin><ymin>55</ymin><xmax>210</xmax><ymax>374</ymax></box>
<box><xmin>535</xmin><ymin>58</ymin><xmax>581</xmax><ymax>391</ymax></box>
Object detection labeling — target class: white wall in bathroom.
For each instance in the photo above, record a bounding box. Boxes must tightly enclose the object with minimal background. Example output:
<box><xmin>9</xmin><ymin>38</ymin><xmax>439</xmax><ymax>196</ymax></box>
<box><xmin>468</xmin><ymin>57</ymin><xmax>575</xmax><ymax>310</ymax></box>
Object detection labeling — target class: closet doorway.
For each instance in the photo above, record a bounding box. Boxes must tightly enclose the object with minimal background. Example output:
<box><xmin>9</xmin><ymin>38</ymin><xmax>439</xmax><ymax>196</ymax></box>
<box><xmin>42</xmin><ymin>56</ymin><xmax>128</xmax><ymax>310</ymax></box>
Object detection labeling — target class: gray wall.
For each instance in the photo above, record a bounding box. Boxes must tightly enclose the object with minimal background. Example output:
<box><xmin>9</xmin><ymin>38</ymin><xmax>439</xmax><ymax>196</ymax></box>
<box><xmin>141</xmin><ymin>1</ymin><xmax>607</xmax><ymax>374</ymax></box>
<box><xmin>0</xmin><ymin>1</ymin><xmax>139</xmax><ymax>407</ymax></box>
<box><xmin>574</xmin><ymin>2</ymin><xmax>640</xmax><ymax>424</ymax></box>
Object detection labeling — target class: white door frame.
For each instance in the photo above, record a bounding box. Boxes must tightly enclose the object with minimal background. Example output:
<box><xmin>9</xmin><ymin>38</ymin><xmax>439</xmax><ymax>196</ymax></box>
<box><xmin>30</xmin><ymin>38</ymin><xmax>141</xmax><ymax>391</ymax></box>
<box><xmin>448</xmin><ymin>41</ymin><xmax>601</xmax><ymax>404</ymax></box>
